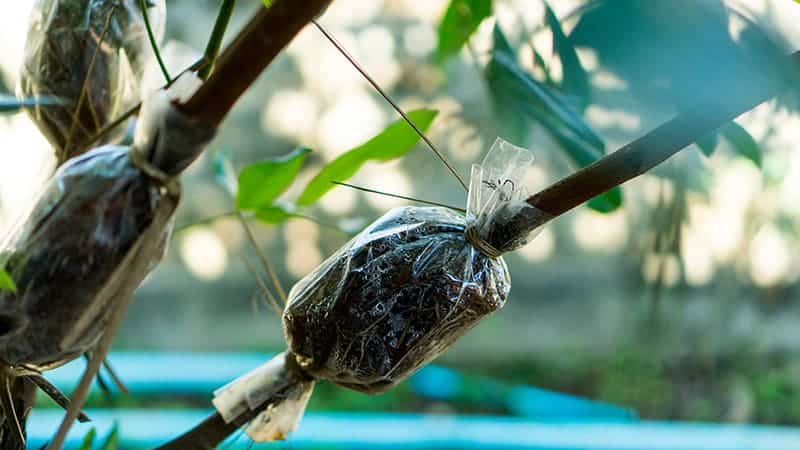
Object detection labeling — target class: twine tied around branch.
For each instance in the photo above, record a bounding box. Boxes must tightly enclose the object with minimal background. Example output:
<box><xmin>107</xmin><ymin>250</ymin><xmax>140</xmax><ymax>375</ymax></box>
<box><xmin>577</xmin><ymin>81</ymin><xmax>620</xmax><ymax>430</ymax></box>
<box><xmin>130</xmin><ymin>148</ymin><xmax>180</xmax><ymax>195</ymax></box>
<box><xmin>465</xmin><ymin>226</ymin><xmax>503</xmax><ymax>259</ymax></box>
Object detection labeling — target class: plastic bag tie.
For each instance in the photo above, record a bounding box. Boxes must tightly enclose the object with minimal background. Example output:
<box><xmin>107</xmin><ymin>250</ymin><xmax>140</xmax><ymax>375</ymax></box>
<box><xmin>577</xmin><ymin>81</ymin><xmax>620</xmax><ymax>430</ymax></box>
<box><xmin>465</xmin><ymin>137</ymin><xmax>541</xmax><ymax>254</ymax></box>
<box><xmin>464</xmin><ymin>226</ymin><xmax>502</xmax><ymax>259</ymax></box>
<box><xmin>129</xmin><ymin>147</ymin><xmax>179</xmax><ymax>195</ymax></box>
<box><xmin>134</xmin><ymin>72</ymin><xmax>215</xmax><ymax>176</ymax></box>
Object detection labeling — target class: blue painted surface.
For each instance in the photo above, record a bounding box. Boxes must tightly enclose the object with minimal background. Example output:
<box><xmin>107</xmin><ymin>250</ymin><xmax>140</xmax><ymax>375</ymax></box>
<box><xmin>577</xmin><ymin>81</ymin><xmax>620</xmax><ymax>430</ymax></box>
<box><xmin>31</xmin><ymin>353</ymin><xmax>800</xmax><ymax>449</ymax></box>
<box><xmin>27</xmin><ymin>409</ymin><xmax>800</xmax><ymax>449</ymax></box>
<box><xmin>47</xmin><ymin>352</ymin><xmax>635</xmax><ymax>421</ymax></box>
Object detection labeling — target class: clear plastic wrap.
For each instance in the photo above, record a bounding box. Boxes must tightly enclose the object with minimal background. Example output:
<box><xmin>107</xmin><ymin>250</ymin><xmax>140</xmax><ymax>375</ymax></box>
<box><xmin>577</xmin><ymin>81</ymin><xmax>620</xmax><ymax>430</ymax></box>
<box><xmin>284</xmin><ymin>138</ymin><xmax>545</xmax><ymax>393</ymax></box>
<box><xmin>0</xmin><ymin>74</ymin><xmax>214</xmax><ymax>372</ymax></box>
<box><xmin>214</xmin><ymin>138</ymin><xmax>548</xmax><ymax>442</ymax></box>
<box><xmin>213</xmin><ymin>352</ymin><xmax>314</xmax><ymax>442</ymax></box>
<box><xmin>19</xmin><ymin>0</ymin><xmax>167</xmax><ymax>163</ymax></box>
<box><xmin>284</xmin><ymin>205</ymin><xmax>511</xmax><ymax>393</ymax></box>
<box><xmin>466</xmin><ymin>138</ymin><xmax>550</xmax><ymax>254</ymax></box>
<box><xmin>0</xmin><ymin>145</ymin><xmax>179</xmax><ymax>371</ymax></box>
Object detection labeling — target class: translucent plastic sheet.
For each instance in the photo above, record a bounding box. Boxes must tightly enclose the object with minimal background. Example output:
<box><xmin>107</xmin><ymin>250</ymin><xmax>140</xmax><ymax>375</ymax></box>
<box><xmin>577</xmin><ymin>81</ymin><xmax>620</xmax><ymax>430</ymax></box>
<box><xmin>214</xmin><ymin>138</ymin><xmax>547</xmax><ymax>441</ymax></box>
<box><xmin>0</xmin><ymin>74</ymin><xmax>214</xmax><ymax>373</ymax></box>
<box><xmin>213</xmin><ymin>352</ymin><xmax>314</xmax><ymax>442</ymax></box>
<box><xmin>0</xmin><ymin>146</ymin><xmax>179</xmax><ymax>371</ymax></box>
<box><xmin>467</xmin><ymin>138</ymin><xmax>551</xmax><ymax>254</ymax></box>
<box><xmin>284</xmin><ymin>206</ymin><xmax>511</xmax><ymax>394</ymax></box>
<box><xmin>283</xmin><ymin>138</ymin><xmax>547</xmax><ymax>395</ymax></box>
<box><xmin>19</xmin><ymin>0</ymin><xmax>167</xmax><ymax>163</ymax></box>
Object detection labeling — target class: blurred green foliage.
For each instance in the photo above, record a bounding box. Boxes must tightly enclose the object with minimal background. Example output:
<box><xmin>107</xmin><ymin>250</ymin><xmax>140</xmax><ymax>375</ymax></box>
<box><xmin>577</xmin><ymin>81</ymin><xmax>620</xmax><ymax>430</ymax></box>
<box><xmin>0</xmin><ymin>268</ymin><xmax>16</xmax><ymax>293</ymax></box>
<box><xmin>485</xmin><ymin>24</ymin><xmax>622</xmax><ymax>212</ymax></box>
<box><xmin>236</xmin><ymin>147</ymin><xmax>310</xmax><ymax>211</ymax></box>
<box><xmin>77</xmin><ymin>426</ymin><xmax>118</xmax><ymax>450</ymax></box>
<box><xmin>436</xmin><ymin>0</ymin><xmax>492</xmax><ymax>62</ymax></box>
<box><xmin>543</xmin><ymin>2</ymin><xmax>590</xmax><ymax>108</ymax></box>
<box><xmin>297</xmin><ymin>108</ymin><xmax>439</xmax><ymax>206</ymax></box>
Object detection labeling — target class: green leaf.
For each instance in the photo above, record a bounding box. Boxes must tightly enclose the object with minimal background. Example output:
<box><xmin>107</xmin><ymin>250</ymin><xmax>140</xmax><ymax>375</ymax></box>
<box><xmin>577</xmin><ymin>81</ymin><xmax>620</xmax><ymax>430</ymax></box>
<box><xmin>491</xmin><ymin>21</ymin><xmax>515</xmax><ymax>57</ymax></box>
<box><xmin>532</xmin><ymin>49</ymin><xmax>554</xmax><ymax>85</ymax></box>
<box><xmin>696</xmin><ymin>130</ymin><xmax>719</xmax><ymax>157</ymax></box>
<box><xmin>255</xmin><ymin>205</ymin><xmax>293</xmax><ymax>225</ymax></box>
<box><xmin>99</xmin><ymin>425</ymin><xmax>119</xmax><ymax>450</ymax></box>
<box><xmin>297</xmin><ymin>109</ymin><xmax>438</xmax><ymax>206</ymax></box>
<box><xmin>236</xmin><ymin>147</ymin><xmax>310</xmax><ymax>211</ymax></box>
<box><xmin>0</xmin><ymin>268</ymin><xmax>16</xmax><ymax>293</ymax></box>
<box><xmin>485</xmin><ymin>24</ymin><xmax>619</xmax><ymax>213</ymax></box>
<box><xmin>486</xmin><ymin>25</ymin><xmax>604</xmax><ymax>149</ymax></box>
<box><xmin>721</xmin><ymin>121</ymin><xmax>762</xmax><ymax>168</ymax></box>
<box><xmin>78</xmin><ymin>429</ymin><xmax>97</xmax><ymax>450</ymax></box>
<box><xmin>543</xmin><ymin>2</ymin><xmax>590</xmax><ymax>106</ymax></box>
<box><xmin>436</xmin><ymin>0</ymin><xmax>493</xmax><ymax>62</ymax></box>
<box><xmin>587</xmin><ymin>187</ymin><xmax>623</xmax><ymax>213</ymax></box>
<box><xmin>488</xmin><ymin>26</ymin><xmax>530</xmax><ymax>143</ymax></box>
<box><xmin>541</xmin><ymin>114</ymin><xmax>622</xmax><ymax>212</ymax></box>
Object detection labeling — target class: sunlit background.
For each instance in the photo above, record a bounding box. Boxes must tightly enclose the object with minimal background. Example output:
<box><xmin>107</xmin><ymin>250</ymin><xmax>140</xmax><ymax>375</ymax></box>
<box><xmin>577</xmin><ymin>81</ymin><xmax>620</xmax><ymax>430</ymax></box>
<box><xmin>3</xmin><ymin>0</ymin><xmax>800</xmax><ymax>426</ymax></box>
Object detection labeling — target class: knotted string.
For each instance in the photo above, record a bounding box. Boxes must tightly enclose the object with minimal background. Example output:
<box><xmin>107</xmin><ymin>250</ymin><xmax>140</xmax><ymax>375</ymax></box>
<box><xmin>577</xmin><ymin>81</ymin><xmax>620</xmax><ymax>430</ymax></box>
<box><xmin>465</xmin><ymin>226</ymin><xmax>503</xmax><ymax>259</ymax></box>
<box><xmin>129</xmin><ymin>147</ymin><xmax>180</xmax><ymax>195</ymax></box>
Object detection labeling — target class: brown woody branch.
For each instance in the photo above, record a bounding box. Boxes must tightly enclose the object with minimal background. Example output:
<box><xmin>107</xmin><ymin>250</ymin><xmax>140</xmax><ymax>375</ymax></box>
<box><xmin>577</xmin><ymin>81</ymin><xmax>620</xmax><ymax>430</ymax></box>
<box><xmin>178</xmin><ymin>0</ymin><xmax>333</xmax><ymax>127</ymax></box>
<box><xmin>153</xmin><ymin>409</ymin><xmax>256</xmax><ymax>450</ymax></box>
<box><xmin>151</xmin><ymin>0</ymin><xmax>331</xmax><ymax>447</ymax></box>
<box><xmin>522</xmin><ymin>51</ymin><xmax>800</xmax><ymax>224</ymax></box>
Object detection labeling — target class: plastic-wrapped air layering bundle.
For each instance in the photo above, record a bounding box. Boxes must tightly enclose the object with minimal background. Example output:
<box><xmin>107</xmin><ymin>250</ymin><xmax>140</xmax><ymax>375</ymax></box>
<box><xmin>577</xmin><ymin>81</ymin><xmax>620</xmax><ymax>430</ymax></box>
<box><xmin>19</xmin><ymin>0</ymin><xmax>167</xmax><ymax>164</ymax></box>
<box><xmin>213</xmin><ymin>138</ymin><xmax>552</xmax><ymax>441</ymax></box>
<box><xmin>0</xmin><ymin>74</ymin><xmax>213</xmax><ymax>373</ymax></box>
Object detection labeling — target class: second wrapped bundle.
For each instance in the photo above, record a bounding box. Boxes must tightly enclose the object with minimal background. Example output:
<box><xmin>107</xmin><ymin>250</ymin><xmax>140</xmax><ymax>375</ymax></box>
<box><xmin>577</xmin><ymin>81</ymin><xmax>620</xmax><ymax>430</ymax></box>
<box><xmin>19</xmin><ymin>0</ymin><xmax>167</xmax><ymax>163</ymax></box>
<box><xmin>0</xmin><ymin>75</ymin><xmax>213</xmax><ymax>372</ymax></box>
<box><xmin>214</xmin><ymin>138</ymin><xmax>551</xmax><ymax>440</ymax></box>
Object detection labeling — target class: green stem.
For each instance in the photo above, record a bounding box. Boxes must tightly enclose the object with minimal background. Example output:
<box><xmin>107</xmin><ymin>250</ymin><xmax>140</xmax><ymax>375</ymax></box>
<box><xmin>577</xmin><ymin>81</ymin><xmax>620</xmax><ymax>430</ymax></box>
<box><xmin>332</xmin><ymin>181</ymin><xmax>466</xmax><ymax>213</ymax></box>
<box><xmin>139</xmin><ymin>0</ymin><xmax>171</xmax><ymax>83</ymax></box>
<box><xmin>174</xmin><ymin>211</ymin><xmax>239</xmax><ymax>234</ymax></box>
<box><xmin>175</xmin><ymin>210</ymin><xmax>346</xmax><ymax>236</ymax></box>
<box><xmin>199</xmin><ymin>0</ymin><xmax>238</xmax><ymax>80</ymax></box>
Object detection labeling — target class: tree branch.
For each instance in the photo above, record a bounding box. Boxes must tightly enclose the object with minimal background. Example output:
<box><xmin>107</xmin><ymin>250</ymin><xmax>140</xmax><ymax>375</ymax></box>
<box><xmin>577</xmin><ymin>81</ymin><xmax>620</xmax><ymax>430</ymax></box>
<box><xmin>153</xmin><ymin>409</ymin><xmax>255</xmax><ymax>450</ymax></box>
<box><xmin>178</xmin><ymin>0</ymin><xmax>333</xmax><ymax>127</ymax></box>
<box><xmin>523</xmin><ymin>51</ymin><xmax>800</xmax><ymax>222</ymax></box>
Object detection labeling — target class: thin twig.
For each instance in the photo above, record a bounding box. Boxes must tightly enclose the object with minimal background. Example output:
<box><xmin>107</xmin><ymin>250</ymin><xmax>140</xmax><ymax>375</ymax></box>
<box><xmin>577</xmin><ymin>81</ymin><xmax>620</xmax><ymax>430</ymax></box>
<box><xmin>176</xmin><ymin>210</ymin><xmax>346</xmax><ymax>236</ymax></box>
<box><xmin>1</xmin><ymin>376</ymin><xmax>23</xmax><ymax>447</ymax></box>
<box><xmin>237</xmin><ymin>212</ymin><xmax>287</xmax><ymax>305</ymax></box>
<box><xmin>47</xmin><ymin>199</ymin><xmax>176</xmax><ymax>450</ymax></box>
<box><xmin>333</xmin><ymin>181</ymin><xmax>466</xmax><ymax>212</ymax></box>
<box><xmin>289</xmin><ymin>213</ymin><xmax>349</xmax><ymax>235</ymax></box>
<box><xmin>515</xmin><ymin>51</ymin><xmax>800</xmax><ymax>232</ymax></box>
<box><xmin>242</xmin><ymin>254</ymin><xmax>283</xmax><ymax>317</ymax></box>
<box><xmin>25</xmin><ymin>374</ymin><xmax>90</xmax><ymax>422</ymax></box>
<box><xmin>179</xmin><ymin>0</ymin><xmax>334</xmax><ymax>127</ymax></box>
<box><xmin>312</xmin><ymin>20</ymin><xmax>469</xmax><ymax>192</ymax></box>
<box><xmin>140</xmin><ymin>0</ymin><xmax>171</xmax><ymax>83</ymax></box>
<box><xmin>0</xmin><ymin>376</ymin><xmax>34</xmax><ymax>450</ymax></box>
<box><xmin>102</xmin><ymin>358</ymin><xmax>129</xmax><ymax>395</ymax></box>
<box><xmin>199</xmin><ymin>0</ymin><xmax>238</xmax><ymax>80</ymax></box>
<box><xmin>174</xmin><ymin>211</ymin><xmax>239</xmax><ymax>234</ymax></box>
<box><xmin>63</xmin><ymin>5</ymin><xmax>116</xmax><ymax>159</ymax></box>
